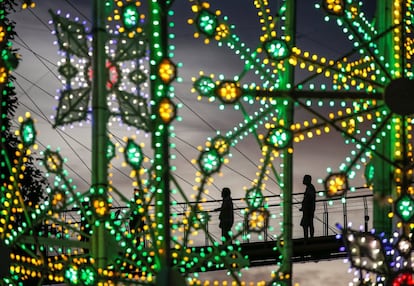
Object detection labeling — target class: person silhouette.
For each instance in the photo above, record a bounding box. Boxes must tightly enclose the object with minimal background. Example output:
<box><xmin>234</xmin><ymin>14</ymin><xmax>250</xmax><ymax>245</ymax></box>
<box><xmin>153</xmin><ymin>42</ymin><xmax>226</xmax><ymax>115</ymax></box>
<box><xmin>216</xmin><ymin>187</ymin><xmax>234</xmax><ymax>243</ymax></box>
<box><xmin>300</xmin><ymin>174</ymin><xmax>316</xmax><ymax>241</ymax></box>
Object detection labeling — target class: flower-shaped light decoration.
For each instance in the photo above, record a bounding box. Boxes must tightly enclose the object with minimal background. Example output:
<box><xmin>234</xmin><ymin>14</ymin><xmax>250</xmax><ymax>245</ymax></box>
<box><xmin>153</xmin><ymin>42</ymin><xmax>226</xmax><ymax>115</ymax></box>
<box><xmin>50</xmin><ymin>7</ymin><xmax>150</xmax><ymax>131</ymax></box>
<box><xmin>265</xmin><ymin>126</ymin><xmax>293</xmax><ymax>150</ymax></box>
<box><xmin>338</xmin><ymin>225</ymin><xmax>414</xmax><ymax>285</ymax></box>
<box><xmin>394</xmin><ymin>194</ymin><xmax>414</xmax><ymax>222</ymax></box>
<box><xmin>324</xmin><ymin>172</ymin><xmax>349</xmax><ymax>197</ymax></box>
<box><xmin>158</xmin><ymin>97</ymin><xmax>176</xmax><ymax>124</ymax></box>
<box><xmin>341</xmin><ymin>227</ymin><xmax>389</xmax><ymax>275</ymax></box>
<box><xmin>245</xmin><ymin>209</ymin><xmax>269</xmax><ymax>233</ymax></box>
<box><xmin>245</xmin><ymin>187</ymin><xmax>264</xmax><ymax>210</ymax></box>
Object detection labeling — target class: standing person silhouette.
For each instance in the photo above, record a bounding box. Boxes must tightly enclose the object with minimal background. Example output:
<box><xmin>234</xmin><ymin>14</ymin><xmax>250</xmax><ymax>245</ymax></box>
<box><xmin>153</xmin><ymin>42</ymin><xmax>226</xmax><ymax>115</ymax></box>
<box><xmin>300</xmin><ymin>174</ymin><xmax>316</xmax><ymax>242</ymax></box>
<box><xmin>217</xmin><ymin>187</ymin><xmax>234</xmax><ymax>243</ymax></box>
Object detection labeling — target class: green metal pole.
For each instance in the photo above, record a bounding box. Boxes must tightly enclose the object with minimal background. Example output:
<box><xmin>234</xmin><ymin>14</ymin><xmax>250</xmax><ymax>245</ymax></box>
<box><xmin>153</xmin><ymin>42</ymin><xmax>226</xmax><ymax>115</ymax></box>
<box><xmin>372</xmin><ymin>0</ymin><xmax>396</xmax><ymax>237</ymax></box>
<box><xmin>149</xmin><ymin>1</ymin><xmax>174</xmax><ymax>284</ymax></box>
<box><xmin>279</xmin><ymin>0</ymin><xmax>295</xmax><ymax>285</ymax></box>
<box><xmin>91</xmin><ymin>0</ymin><xmax>109</xmax><ymax>268</ymax></box>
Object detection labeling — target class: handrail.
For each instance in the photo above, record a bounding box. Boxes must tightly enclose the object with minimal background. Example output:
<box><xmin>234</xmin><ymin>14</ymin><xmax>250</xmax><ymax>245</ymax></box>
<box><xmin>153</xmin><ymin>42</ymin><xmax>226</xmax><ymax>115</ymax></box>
<box><xmin>49</xmin><ymin>188</ymin><xmax>374</xmax><ymax>247</ymax></box>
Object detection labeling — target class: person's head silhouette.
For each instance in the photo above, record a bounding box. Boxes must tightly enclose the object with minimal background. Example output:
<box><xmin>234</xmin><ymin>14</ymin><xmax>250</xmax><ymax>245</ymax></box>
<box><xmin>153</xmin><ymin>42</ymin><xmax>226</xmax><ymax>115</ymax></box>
<box><xmin>303</xmin><ymin>174</ymin><xmax>312</xmax><ymax>185</ymax></box>
<box><xmin>222</xmin><ymin>187</ymin><xmax>231</xmax><ymax>198</ymax></box>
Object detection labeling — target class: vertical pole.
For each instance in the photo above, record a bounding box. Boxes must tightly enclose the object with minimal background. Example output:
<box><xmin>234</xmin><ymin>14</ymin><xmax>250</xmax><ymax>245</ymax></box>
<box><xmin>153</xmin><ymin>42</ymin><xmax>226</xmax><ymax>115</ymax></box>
<box><xmin>372</xmin><ymin>0</ymin><xmax>396</xmax><ymax>237</ymax></box>
<box><xmin>91</xmin><ymin>0</ymin><xmax>109</xmax><ymax>268</ymax></box>
<box><xmin>149</xmin><ymin>1</ymin><xmax>173</xmax><ymax>284</ymax></box>
<box><xmin>279</xmin><ymin>0</ymin><xmax>295</xmax><ymax>284</ymax></box>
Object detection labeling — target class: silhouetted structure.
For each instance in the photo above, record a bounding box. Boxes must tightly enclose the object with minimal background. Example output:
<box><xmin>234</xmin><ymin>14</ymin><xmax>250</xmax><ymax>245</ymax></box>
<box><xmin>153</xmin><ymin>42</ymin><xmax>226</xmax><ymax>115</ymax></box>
<box><xmin>216</xmin><ymin>187</ymin><xmax>234</xmax><ymax>243</ymax></box>
<box><xmin>300</xmin><ymin>175</ymin><xmax>316</xmax><ymax>241</ymax></box>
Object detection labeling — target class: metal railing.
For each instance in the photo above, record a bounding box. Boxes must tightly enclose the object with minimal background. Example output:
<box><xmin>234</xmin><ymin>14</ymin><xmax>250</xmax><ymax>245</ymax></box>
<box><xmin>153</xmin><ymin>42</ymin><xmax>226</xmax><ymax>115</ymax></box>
<box><xmin>43</xmin><ymin>188</ymin><xmax>373</xmax><ymax>249</ymax></box>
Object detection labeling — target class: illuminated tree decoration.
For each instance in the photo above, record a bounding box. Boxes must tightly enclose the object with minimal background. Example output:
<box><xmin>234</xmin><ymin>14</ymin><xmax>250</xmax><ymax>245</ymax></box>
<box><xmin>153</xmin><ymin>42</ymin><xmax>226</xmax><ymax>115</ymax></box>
<box><xmin>124</xmin><ymin>138</ymin><xmax>143</xmax><ymax>170</ymax></box>
<box><xmin>215</xmin><ymin>80</ymin><xmax>242</xmax><ymax>104</ymax></box>
<box><xmin>245</xmin><ymin>187</ymin><xmax>264</xmax><ymax>210</ymax></box>
<box><xmin>193</xmin><ymin>75</ymin><xmax>215</xmax><ymax>97</ymax></box>
<box><xmin>265</xmin><ymin>126</ymin><xmax>292</xmax><ymax>150</ymax></box>
<box><xmin>394</xmin><ymin>194</ymin><xmax>414</xmax><ymax>222</ymax></box>
<box><xmin>195</xmin><ymin>9</ymin><xmax>218</xmax><ymax>38</ymax></box>
<box><xmin>341</xmin><ymin>228</ymin><xmax>389</xmax><ymax>275</ymax></box>
<box><xmin>263</xmin><ymin>38</ymin><xmax>290</xmax><ymax>61</ymax></box>
<box><xmin>324</xmin><ymin>172</ymin><xmax>348</xmax><ymax>197</ymax></box>
<box><xmin>322</xmin><ymin>0</ymin><xmax>345</xmax><ymax>16</ymax></box>
<box><xmin>19</xmin><ymin>117</ymin><xmax>36</xmax><ymax>147</ymax></box>
<box><xmin>198</xmin><ymin>149</ymin><xmax>222</xmax><ymax>175</ymax></box>
<box><xmin>158</xmin><ymin>97</ymin><xmax>176</xmax><ymax>124</ymax></box>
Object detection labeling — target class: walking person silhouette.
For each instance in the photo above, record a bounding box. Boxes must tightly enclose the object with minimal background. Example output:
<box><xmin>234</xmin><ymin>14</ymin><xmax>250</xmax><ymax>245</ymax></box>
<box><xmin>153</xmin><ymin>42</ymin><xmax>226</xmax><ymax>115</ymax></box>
<box><xmin>216</xmin><ymin>187</ymin><xmax>234</xmax><ymax>243</ymax></box>
<box><xmin>300</xmin><ymin>175</ymin><xmax>316</xmax><ymax>242</ymax></box>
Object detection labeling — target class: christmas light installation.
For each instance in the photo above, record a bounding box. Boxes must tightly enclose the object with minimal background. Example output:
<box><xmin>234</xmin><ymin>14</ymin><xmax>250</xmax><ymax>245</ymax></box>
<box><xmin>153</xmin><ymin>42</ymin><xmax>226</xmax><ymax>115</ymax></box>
<box><xmin>4</xmin><ymin>0</ymin><xmax>414</xmax><ymax>285</ymax></box>
<box><xmin>187</xmin><ymin>0</ymin><xmax>414</xmax><ymax>284</ymax></box>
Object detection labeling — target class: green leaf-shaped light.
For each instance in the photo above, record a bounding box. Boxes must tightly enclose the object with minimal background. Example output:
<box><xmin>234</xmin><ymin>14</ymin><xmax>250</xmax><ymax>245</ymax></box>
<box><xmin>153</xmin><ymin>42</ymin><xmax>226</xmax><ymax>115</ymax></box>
<box><xmin>196</xmin><ymin>9</ymin><xmax>218</xmax><ymax>38</ymax></box>
<box><xmin>58</xmin><ymin>62</ymin><xmax>79</xmax><ymax>81</ymax></box>
<box><xmin>115</xmin><ymin>34</ymin><xmax>147</xmax><ymax>62</ymax></box>
<box><xmin>265</xmin><ymin>126</ymin><xmax>292</xmax><ymax>150</ymax></box>
<box><xmin>50</xmin><ymin>11</ymin><xmax>89</xmax><ymax>58</ymax></box>
<box><xmin>43</xmin><ymin>149</ymin><xmax>64</xmax><ymax>174</ymax></box>
<box><xmin>116</xmin><ymin>90</ymin><xmax>150</xmax><ymax>131</ymax></box>
<box><xmin>107</xmin><ymin>140</ymin><xmax>116</xmax><ymax>161</ymax></box>
<box><xmin>79</xmin><ymin>265</ymin><xmax>97</xmax><ymax>286</ymax></box>
<box><xmin>128</xmin><ymin>68</ymin><xmax>147</xmax><ymax>85</ymax></box>
<box><xmin>125</xmin><ymin>139</ymin><xmax>143</xmax><ymax>170</ymax></box>
<box><xmin>54</xmin><ymin>87</ymin><xmax>91</xmax><ymax>127</ymax></box>
<box><xmin>20</xmin><ymin>118</ymin><xmax>36</xmax><ymax>147</ymax></box>
<box><xmin>122</xmin><ymin>4</ymin><xmax>139</xmax><ymax>30</ymax></box>
<box><xmin>194</xmin><ymin>76</ymin><xmax>216</xmax><ymax>97</ymax></box>
<box><xmin>245</xmin><ymin>187</ymin><xmax>264</xmax><ymax>210</ymax></box>
<box><xmin>198</xmin><ymin>149</ymin><xmax>222</xmax><ymax>175</ymax></box>
<box><xmin>263</xmin><ymin>38</ymin><xmax>290</xmax><ymax>61</ymax></box>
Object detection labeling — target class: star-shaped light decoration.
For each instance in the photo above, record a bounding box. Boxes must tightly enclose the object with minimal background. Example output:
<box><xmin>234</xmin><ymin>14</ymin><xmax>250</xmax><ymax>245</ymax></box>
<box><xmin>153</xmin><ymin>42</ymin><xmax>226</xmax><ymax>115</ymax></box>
<box><xmin>50</xmin><ymin>7</ymin><xmax>150</xmax><ymax>131</ymax></box>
